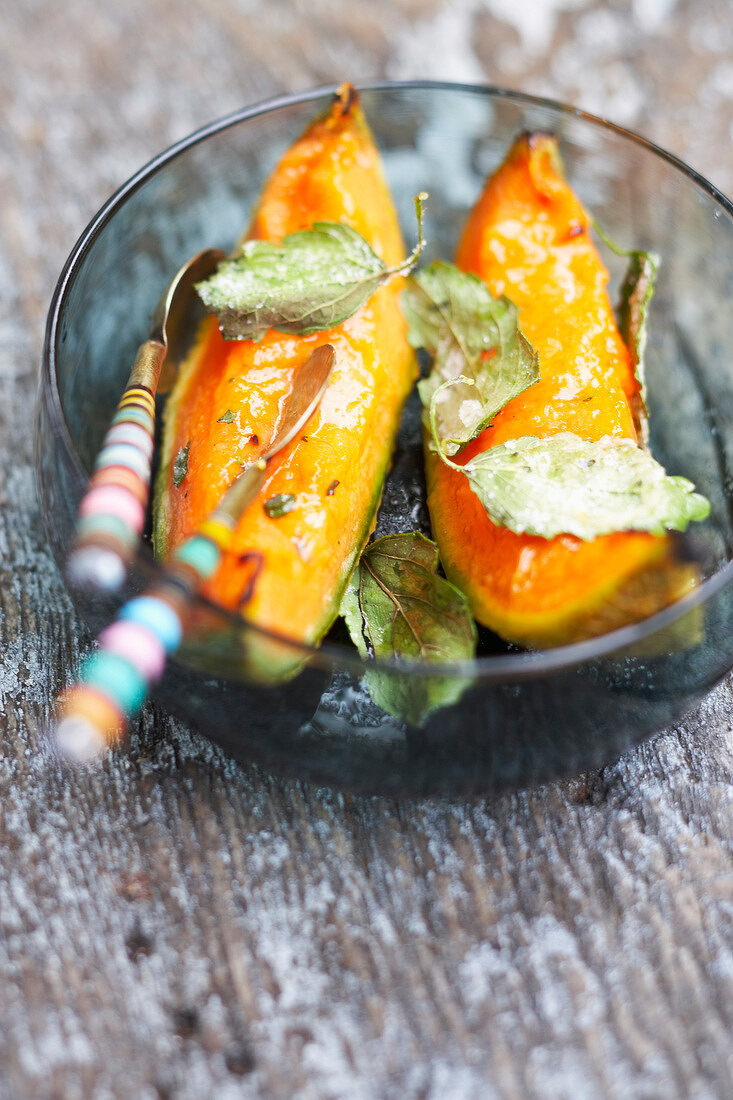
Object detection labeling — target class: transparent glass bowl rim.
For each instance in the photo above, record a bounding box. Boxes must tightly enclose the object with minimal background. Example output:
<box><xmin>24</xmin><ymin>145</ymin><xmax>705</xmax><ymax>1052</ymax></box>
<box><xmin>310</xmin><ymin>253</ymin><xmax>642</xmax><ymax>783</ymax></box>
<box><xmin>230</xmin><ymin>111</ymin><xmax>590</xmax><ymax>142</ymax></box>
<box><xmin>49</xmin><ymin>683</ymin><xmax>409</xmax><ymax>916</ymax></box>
<box><xmin>41</xmin><ymin>78</ymin><xmax>733</xmax><ymax>682</ymax></box>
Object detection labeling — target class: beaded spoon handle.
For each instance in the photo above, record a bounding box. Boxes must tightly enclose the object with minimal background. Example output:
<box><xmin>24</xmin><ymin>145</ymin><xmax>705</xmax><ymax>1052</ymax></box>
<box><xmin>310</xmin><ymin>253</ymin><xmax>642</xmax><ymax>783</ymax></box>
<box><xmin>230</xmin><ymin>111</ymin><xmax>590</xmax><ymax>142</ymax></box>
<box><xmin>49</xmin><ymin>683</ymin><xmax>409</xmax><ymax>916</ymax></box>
<box><xmin>55</xmin><ymin>344</ymin><xmax>335</xmax><ymax>762</ymax></box>
<box><xmin>65</xmin><ymin>248</ymin><xmax>225</xmax><ymax>594</ymax></box>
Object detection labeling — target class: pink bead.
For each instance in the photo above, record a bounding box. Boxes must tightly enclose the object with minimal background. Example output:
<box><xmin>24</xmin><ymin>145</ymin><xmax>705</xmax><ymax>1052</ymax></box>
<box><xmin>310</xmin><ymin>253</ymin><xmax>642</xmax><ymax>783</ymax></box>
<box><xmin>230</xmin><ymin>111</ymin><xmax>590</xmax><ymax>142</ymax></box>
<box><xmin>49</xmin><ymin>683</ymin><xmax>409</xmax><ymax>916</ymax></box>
<box><xmin>98</xmin><ymin>620</ymin><xmax>167</xmax><ymax>681</ymax></box>
<box><xmin>106</xmin><ymin>421</ymin><xmax>154</xmax><ymax>458</ymax></box>
<box><xmin>79</xmin><ymin>485</ymin><xmax>146</xmax><ymax>533</ymax></box>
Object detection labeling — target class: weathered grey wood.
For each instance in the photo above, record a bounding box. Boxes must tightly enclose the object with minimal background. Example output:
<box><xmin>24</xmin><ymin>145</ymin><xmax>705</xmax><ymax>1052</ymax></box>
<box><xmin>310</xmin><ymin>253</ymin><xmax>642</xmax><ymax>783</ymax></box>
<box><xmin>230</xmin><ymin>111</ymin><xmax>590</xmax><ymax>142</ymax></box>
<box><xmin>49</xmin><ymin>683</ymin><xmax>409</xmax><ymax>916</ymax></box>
<box><xmin>1</xmin><ymin>1</ymin><xmax>732</xmax><ymax>1097</ymax></box>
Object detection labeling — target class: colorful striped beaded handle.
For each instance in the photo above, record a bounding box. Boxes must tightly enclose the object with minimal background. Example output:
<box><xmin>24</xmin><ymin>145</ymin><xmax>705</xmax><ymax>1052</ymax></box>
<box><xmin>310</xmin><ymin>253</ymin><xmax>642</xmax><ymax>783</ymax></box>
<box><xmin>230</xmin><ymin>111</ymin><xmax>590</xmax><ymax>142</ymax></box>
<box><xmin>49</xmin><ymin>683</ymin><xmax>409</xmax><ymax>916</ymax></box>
<box><xmin>54</xmin><ymin>344</ymin><xmax>335</xmax><ymax>761</ymax></box>
<box><xmin>66</xmin><ymin>342</ymin><xmax>163</xmax><ymax>593</ymax></box>
<box><xmin>65</xmin><ymin>248</ymin><xmax>225</xmax><ymax>594</ymax></box>
<box><xmin>55</xmin><ymin>460</ymin><xmax>268</xmax><ymax>761</ymax></box>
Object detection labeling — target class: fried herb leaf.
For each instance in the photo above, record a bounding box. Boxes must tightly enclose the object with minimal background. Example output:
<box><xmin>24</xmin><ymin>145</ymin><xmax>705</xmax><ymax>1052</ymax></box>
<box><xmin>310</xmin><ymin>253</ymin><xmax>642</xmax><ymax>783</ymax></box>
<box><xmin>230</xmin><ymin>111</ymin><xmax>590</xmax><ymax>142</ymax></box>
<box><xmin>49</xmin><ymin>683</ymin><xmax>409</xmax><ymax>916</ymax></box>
<box><xmin>445</xmin><ymin>432</ymin><xmax>710</xmax><ymax>540</ymax></box>
<box><xmin>264</xmin><ymin>493</ymin><xmax>296</xmax><ymax>519</ymax></box>
<box><xmin>618</xmin><ymin>250</ymin><xmax>658</xmax><ymax>448</ymax></box>
<box><xmin>403</xmin><ymin>260</ymin><xmax>539</xmax><ymax>455</ymax></box>
<box><xmin>173</xmin><ymin>441</ymin><xmax>190</xmax><ymax>487</ymax></box>
<box><xmin>340</xmin><ymin>532</ymin><xmax>477</xmax><ymax>726</ymax></box>
<box><xmin>594</xmin><ymin>222</ymin><xmax>659</xmax><ymax>448</ymax></box>
<box><xmin>197</xmin><ymin>194</ymin><xmax>427</xmax><ymax>342</ymax></box>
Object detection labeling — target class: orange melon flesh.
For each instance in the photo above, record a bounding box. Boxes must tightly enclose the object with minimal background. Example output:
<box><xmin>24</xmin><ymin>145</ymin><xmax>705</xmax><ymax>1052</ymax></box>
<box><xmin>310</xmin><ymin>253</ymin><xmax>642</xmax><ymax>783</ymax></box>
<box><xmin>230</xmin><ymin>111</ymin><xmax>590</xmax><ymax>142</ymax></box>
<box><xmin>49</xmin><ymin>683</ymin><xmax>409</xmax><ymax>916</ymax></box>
<box><xmin>154</xmin><ymin>90</ymin><xmax>417</xmax><ymax>648</ymax></box>
<box><xmin>426</xmin><ymin>133</ymin><xmax>694</xmax><ymax>648</ymax></box>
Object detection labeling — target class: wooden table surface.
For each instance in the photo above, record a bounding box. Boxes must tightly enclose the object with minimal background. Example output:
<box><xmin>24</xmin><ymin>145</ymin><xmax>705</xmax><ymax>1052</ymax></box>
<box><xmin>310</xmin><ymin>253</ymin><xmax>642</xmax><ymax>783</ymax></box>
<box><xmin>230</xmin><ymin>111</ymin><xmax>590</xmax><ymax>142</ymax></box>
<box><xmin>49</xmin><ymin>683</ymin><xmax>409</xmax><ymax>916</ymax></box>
<box><xmin>2</xmin><ymin>1</ymin><xmax>732</xmax><ymax>1097</ymax></box>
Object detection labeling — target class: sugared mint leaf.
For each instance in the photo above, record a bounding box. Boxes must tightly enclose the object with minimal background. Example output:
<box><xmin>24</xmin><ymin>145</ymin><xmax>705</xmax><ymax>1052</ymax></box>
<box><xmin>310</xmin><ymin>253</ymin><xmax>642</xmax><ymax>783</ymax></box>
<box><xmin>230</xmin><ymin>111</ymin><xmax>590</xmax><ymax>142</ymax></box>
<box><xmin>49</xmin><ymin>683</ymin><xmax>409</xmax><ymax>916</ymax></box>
<box><xmin>594</xmin><ymin>222</ymin><xmax>659</xmax><ymax>449</ymax></box>
<box><xmin>197</xmin><ymin>195</ymin><xmax>427</xmax><ymax>342</ymax></box>
<box><xmin>618</xmin><ymin>250</ymin><xmax>658</xmax><ymax>449</ymax></box>
<box><xmin>264</xmin><ymin>493</ymin><xmax>296</xmax><ymax>519</ymax></box>
<box><xmin>456</xmin><ymin>433</ymin><xmax>710</xmax><ymax>540</ymax></box>
<box><xmin>403</xmin><ymin>261</ymin><xmax>539</xmax><ymax>455</ymax></box>
<box><xmin>340</xmin><ymin>532</ymin><xmax>477</xmax><ymax>726</ymax></box>
<box><xmin>173</xmin><ymin>441</ymin><xmax>189</xmax><ymax>487</ymax></box>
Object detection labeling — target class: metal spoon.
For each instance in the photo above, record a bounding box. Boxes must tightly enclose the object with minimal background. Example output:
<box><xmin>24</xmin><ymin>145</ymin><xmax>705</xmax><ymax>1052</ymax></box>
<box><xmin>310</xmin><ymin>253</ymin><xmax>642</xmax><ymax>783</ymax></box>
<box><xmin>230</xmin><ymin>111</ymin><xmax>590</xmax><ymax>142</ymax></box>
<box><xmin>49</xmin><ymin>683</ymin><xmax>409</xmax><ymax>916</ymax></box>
<box><xmin>55</xmin><ymin>343</ymin><xmax>335</xmax><ymax>762</ymax></box>
<box><xmin>65</xmin><ymin>247</ymin><xmax>225</xmax><ymax>594</ymax></box>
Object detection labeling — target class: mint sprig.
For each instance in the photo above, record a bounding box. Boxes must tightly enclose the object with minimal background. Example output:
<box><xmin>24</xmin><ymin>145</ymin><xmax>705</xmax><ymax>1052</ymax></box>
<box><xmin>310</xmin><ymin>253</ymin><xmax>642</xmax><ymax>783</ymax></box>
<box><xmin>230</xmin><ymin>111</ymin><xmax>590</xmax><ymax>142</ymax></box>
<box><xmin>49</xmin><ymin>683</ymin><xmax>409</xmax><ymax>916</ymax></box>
<box><xmin>341</xmin><ymin>532</ymin><xmax>476</xmax><ymax>726</ymax></box>
<box><xmin>428</xmin><ymin>381</ymin><xmax>709</xmax><ymax>540</ymax></box>
<box><xmin>197</xmin><ymin>194</ymin><xmax>427</xmax><ymax>342</ymax></box>
<box><xmin>403</xmin><ymin>261</ymin><xmax>539</xmax><ymax>455</ymax></box>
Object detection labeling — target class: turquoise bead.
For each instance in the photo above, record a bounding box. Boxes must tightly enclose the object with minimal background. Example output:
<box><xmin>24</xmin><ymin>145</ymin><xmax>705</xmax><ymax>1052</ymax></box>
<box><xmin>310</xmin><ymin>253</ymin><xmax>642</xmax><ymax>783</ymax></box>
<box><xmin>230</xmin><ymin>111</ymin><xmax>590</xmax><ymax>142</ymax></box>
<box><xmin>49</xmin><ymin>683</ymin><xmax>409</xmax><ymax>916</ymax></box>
<box><xmin>174</xmin><ymin>535</ymin><xmax>221</xmax><ymax>580</ymax></box>
<box><xmin>75</xmin><ymin>513</ymin><xmax>139</xmax><ymax>550</ymax></box>
<box><xmin>121</xmin><ymin>596</ymin><xmax>182</xmax><ymax>652</ymax></box>
<box><xmin>82</xmin><ymin>651</ymin><xmax>147</xmax><ymax>715</ymax></box>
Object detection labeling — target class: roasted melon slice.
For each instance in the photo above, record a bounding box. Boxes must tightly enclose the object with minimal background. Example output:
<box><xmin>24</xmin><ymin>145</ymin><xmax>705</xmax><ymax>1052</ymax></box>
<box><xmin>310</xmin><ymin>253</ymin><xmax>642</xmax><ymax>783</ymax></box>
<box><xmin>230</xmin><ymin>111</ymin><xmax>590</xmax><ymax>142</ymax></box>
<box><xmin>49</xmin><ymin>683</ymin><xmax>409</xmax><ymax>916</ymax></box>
<box><xmin>154</xmin><ymin>88</ymin><xmax>417</xmax><ymax>656</ymax></box>
<box><xmin>425</xmin><ymin>133</ymin><xmax>697</xmax><ymax>648</ymax></box>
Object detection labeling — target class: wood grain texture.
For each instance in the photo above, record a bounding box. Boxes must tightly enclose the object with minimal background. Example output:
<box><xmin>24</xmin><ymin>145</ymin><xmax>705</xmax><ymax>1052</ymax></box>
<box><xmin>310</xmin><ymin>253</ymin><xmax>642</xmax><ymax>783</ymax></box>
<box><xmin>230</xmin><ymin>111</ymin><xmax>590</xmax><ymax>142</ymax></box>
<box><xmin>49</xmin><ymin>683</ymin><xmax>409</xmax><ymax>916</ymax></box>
<box><xmin>1</xmin><ymin>1</ymin><xmax>732</xmax><ymax>1096</ymax></box>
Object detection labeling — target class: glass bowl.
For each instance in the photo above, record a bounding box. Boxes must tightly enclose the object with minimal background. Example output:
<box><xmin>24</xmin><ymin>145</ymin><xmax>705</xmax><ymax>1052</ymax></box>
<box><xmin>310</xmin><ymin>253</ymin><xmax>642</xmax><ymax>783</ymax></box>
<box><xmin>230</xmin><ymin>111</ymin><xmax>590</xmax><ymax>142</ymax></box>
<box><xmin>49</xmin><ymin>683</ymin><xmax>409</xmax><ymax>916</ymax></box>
<box><xmin>36</xmin><ymin>81</ymin><xmax>733</xmax><ymax>795</ymax></box>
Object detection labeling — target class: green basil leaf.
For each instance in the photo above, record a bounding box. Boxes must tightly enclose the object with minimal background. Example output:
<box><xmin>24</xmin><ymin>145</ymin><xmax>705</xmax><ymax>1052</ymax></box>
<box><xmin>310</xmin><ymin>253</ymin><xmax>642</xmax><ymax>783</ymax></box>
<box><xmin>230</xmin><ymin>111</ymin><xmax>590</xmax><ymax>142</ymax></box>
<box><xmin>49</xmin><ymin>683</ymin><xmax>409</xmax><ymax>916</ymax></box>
<box><xmin>340</xmin><ymin>532</ymin><xmax>477</xmax><ymax>726</ymax></box>
<box><xmin>403</xmin><ymin>261</ymin><xmax>539</xmax><ymax>455</ymax></box>
<box><xmin>594</xmin><ymin>222</ymin><xmax>659</xmax><ymax>449</ymax></box>
<box><xmin>456</xmin><ymin>433</ymin><xmax>710</xmax><ymax>540</ymax></box>
<box><xmin>217</xmin><ymin>409</ymin><xmax>235</xmax><ymax>423</ymax></box>
<box><xmin>173</xmin><ymin>441</ymin><xmax>189</xmax><ymax>487</ymax></box>
<box><xmin>197</xmin><ymin>194</ymin><xmax>427</xmax><ymax>342</ymax></box>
